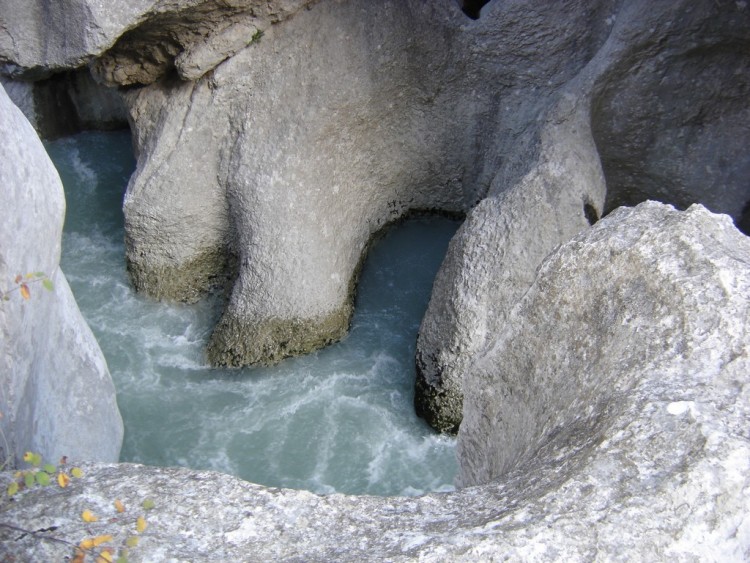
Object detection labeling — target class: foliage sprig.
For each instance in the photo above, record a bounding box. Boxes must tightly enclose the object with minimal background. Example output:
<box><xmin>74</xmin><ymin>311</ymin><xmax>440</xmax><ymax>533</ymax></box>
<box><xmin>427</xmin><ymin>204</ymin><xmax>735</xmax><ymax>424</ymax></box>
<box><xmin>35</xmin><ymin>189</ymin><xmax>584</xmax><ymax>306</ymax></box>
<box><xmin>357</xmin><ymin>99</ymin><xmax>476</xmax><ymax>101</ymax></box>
<box><xmin>1</xmin><ymin>272</ymin><xmax>54</xmax><ymax>302</ymax></box>
<box><xmin>3</xmin><ymin>452</ymin><xmax>155</xmax><ymax>562</ymax></box>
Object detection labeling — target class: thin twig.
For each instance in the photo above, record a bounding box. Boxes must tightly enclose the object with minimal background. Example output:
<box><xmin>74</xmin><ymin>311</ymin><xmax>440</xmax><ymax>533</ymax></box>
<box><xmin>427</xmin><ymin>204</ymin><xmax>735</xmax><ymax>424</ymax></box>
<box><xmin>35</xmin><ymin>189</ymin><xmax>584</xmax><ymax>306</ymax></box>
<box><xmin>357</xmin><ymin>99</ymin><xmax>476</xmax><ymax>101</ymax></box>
<box><xmin>0</xmin><ymin>521</ymin><xmax>73</xmax><ymax>548</ymax></box>
<box><xmin>0</xmin><ymin>521</ymin><xmax>114</xmax><ymax>559</ymax></box>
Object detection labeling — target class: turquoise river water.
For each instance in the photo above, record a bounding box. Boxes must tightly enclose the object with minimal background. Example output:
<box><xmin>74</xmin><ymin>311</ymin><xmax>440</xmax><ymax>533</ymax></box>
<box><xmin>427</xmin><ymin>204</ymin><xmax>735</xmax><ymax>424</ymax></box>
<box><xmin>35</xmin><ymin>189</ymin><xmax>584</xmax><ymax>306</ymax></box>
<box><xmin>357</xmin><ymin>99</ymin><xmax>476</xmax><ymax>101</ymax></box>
<box><xmin>47</xmin><ymin>130</ymin><xmax>459</xmax><ymax>496</ymax></box>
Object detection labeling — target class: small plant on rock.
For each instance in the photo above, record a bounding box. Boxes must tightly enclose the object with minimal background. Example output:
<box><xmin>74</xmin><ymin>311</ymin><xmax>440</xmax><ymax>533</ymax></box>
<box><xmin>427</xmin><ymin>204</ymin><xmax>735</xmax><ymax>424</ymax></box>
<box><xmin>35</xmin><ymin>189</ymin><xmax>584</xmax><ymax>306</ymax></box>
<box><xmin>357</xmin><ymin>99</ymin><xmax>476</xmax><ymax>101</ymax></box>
<box><xmin>2</xmin><ymin>452</ymin><xmax>155</xmax><ymax>562</ymax></box>
<box><xmin>0</xmin><ymin>272</ymin><xmax>54</xmax><ymax>302</ymax></box>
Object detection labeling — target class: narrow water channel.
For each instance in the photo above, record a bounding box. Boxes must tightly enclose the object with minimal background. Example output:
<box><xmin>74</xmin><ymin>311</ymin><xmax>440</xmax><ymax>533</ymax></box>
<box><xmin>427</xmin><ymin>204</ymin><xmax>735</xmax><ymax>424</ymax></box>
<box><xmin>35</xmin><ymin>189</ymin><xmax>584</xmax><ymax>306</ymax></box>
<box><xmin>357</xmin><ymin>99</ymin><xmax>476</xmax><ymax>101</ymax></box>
<box><xmin>48</xmin><ymin>130</ymin><xmax>459</xmax><ymax>496</ymax></box>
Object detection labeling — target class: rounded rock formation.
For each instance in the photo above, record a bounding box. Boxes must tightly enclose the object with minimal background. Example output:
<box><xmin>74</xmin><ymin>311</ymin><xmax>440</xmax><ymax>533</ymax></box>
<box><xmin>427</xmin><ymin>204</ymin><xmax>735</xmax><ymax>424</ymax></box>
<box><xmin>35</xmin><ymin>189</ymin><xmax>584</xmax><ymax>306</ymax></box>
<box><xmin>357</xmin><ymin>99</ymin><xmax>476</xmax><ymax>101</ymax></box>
<box><xmin>0</xmin><ymin>84</ymin><xmax>123</xmax><ymax>467</ymax></box>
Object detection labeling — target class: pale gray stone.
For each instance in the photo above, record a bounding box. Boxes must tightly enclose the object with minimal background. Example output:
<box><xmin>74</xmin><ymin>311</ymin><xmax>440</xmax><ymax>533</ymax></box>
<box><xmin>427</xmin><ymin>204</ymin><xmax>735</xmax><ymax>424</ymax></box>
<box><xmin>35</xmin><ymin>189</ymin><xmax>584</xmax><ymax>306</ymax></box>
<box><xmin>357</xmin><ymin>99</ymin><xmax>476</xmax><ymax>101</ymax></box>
<box><xmin>121</xmin><ymin>0</ymin><xmax>619</xmax><ymax>367</ymax></box>
<box><xmin>2</xmin><ymin>202</ymin><xmax>748</xmax><ymax>562</ymax></box>
<box><xmin>0</xmin><ymin>0</ymin><xmax>153</xmax><ymax>77</ymax></box>
<box><xmin>123</xmin><ymin>0</ymin><xmax>477</xmax><ymax>366</ymax></box>
<box><xmin>458</xmin><ymin>201</ymin><xmax>750</xmax><ymax>487</ymax></box>
<box><xmin>416</xmin><ymin>95</ymin><xmax>607</xmax><ymax>432</ymax></box>
<box><xmin>0</xmin><ymin>84</ymin><xmax>123</xmax><ymax>467</ymax></box>
<box><xmin>1</xmin><ymin>0</ymin><xmax>747</xmax><ymax>389</ymax></box>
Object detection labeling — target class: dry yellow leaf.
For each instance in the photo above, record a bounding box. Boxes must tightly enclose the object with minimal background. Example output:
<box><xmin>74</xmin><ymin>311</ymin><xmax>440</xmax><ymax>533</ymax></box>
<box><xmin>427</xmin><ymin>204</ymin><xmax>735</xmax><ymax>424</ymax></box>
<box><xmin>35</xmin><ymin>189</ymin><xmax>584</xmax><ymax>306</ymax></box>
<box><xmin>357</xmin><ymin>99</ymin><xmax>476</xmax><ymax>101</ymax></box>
<box><xmin>136</xmin><ymin>515</ymin><xmax>147</xmax><ymax>533</ymax></box>
<box><xmin>92</xmin><ymin>534</ymin><xmax>113</xmax><ymax>547</ymax></box>
<box><xmin>19</xmin><ymin>284</ymin><xmax>30</xmax><ymax>300</ymax></box>
<box><xmin>126</xmin><ymin>536</ymin><xmax>140</xmax><ymax>548</ymax></box>
<box><xmin>96</xmin><ymin>548</ymin><xmax>114</xmax><ymax>563</ymax></box>
<box><xmin>57</xmin><ymin>472</ymin><xmax>70</xmax><ymax>488</ymax></box>
<box><xmin>79</xmin><ymin>538</ymin><xmax>95</xmax><ymax>550</ymax></box>
<box><xmin>81</xmin><ymin>509</ymin><xmax>99</xmax><ymax>522</ymax></box>
<box><xmin>114</xmin><ymin>499</ymin><xmax>126</xmax><ymax>513</ymax></box>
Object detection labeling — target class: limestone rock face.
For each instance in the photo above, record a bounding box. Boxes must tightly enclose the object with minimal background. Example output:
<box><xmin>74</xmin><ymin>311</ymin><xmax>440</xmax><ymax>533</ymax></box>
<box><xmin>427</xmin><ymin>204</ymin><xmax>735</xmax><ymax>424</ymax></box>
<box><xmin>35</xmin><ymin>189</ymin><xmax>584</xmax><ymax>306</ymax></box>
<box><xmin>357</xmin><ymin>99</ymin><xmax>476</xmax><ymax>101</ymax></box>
<box><xmin>121</xmin><ymin>0</ymin><xmax>619</xmax><ymax>367</ymax></box>
<box><xmin>92</xmin><ymin>0</ymin><xmax>317</xmax><ymax>86</ymax></box>
<box><xmin>415</xmin><ymin>99</ymin><xmax>606</xmax><ymax>432</ymax></box>
<box><xmin>0</xmin><ymin>0</ymin><xmax>153</xmax><ymax>77</ymax></box>
<box><xmin>2</xmin><ymin>200</ymin><xmax>749</xmax><ymax>559</ymax></box>
<box><xmin>0</xmin><ymin>1</ymin><xmax>749</xmax><ymax>558</ymax></box>
<box><xmin>415</xmin><ymin>0</ymin><xmax>750</xmax><ymax>432</ymax></box>
<box><xmin>592</xmin><ymin>5</ymin><xmax>750</xmax><ymax>218</ymax></box>
<box><xmin>0</xmin><ymin>84</ymin><xmax>123</xmax><ymax>466</ymax></box>
<box><xmin>0</xmin><ymin>0</ymin><xmax>747</xmax><ymax>415</ymax></box>
<box><xmin>458</xmin><ymin>201</ymin><xmax>750</xmax><ymax>486</ymax></box>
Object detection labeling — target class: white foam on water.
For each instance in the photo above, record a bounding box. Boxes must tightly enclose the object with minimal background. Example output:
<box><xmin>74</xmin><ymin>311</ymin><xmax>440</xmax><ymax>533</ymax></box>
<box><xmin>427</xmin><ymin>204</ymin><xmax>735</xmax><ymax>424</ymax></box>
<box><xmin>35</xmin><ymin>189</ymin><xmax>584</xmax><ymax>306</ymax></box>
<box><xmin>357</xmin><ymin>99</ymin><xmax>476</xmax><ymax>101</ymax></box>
<box><xmin>50</xmin><ymin>131</ymin><xmax>459</xmax><ymax>496</ymax></box>
<box><xmin>48</xmin><ymin>140</ymin><xmax>99</xmax><ymax>193</ymax></box>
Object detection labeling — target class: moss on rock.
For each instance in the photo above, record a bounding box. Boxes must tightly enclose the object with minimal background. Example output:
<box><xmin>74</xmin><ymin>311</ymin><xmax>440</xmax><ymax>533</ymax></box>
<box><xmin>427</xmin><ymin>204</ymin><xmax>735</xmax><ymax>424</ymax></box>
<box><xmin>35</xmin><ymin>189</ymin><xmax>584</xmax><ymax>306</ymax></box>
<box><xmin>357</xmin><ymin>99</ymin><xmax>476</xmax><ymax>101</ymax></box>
<box><xmin>126</xmin><ymin>246</ymin><xmax>236</xmax><ymax>304</ymax></box>
<box><xmin>414</xmin><ymin>353</ymin><xmax>463</xmax><ymax>435</ymax></box>
<box><xmin>206</xmin><ymin>304</ymin><xmax>353</xmax><ymax>368</ymax></box>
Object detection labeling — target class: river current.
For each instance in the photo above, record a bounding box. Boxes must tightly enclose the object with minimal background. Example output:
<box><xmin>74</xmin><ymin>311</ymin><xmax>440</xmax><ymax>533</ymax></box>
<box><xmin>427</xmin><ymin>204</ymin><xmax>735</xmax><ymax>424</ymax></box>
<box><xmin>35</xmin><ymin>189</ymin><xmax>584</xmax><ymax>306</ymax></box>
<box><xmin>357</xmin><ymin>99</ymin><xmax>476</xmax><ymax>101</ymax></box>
<box><xmin>47</xmin><ymin>130</ymin><xmax>458</xmax><ymax>496</ymax></box>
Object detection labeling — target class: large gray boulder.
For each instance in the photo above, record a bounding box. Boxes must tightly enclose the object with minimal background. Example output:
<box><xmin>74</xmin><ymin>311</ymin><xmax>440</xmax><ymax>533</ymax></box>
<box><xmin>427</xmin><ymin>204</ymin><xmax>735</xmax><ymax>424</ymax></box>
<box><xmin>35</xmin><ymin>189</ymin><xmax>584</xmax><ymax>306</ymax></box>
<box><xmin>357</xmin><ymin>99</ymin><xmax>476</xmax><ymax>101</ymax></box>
<box><xmin>415</xmin><ymin>96</ymin><xmax>606</xmax><ymax>432</ymax></box>
<box><xmin>2</xmin><ymin>202</ymin><xmax>748</xmax><ymax>561</ymax></box>
<box><xmin>458</xmin><ymin>201</ymin><xmax>750</xmax><ymax>486</ymax></box>
<box><xmin>0</xmin><ymin>84</ymin><xmax>123</xmax><ymax>467</ymax></box>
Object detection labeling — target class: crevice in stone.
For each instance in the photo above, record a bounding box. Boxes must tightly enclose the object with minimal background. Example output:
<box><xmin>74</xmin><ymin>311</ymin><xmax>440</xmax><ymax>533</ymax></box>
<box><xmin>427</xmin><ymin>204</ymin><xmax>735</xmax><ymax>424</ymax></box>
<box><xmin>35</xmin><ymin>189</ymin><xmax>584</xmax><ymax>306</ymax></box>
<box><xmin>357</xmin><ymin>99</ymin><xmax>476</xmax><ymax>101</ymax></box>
<box><xmin>459</xmin><ymin>0</ymin><xmax>492</xmax><ymax>20</ymax></box>
<box><xmin>737</xmin><ymin>199</ymin><xmax>750</xmax><ymax>236</ymax></box>
<box><xmin>4</xmin><ymin>69</ymin><xmax>129</xmax><ymax>139</ymax></box>
<box><xmin>584</xmin><ymin>201</ymin><xmax>600</xmax><ymax>226</ymax></box>
<box><xmin>91</xmin><ymin>16</ymin><xmax>188</xmax><ymax>87</ymax></box>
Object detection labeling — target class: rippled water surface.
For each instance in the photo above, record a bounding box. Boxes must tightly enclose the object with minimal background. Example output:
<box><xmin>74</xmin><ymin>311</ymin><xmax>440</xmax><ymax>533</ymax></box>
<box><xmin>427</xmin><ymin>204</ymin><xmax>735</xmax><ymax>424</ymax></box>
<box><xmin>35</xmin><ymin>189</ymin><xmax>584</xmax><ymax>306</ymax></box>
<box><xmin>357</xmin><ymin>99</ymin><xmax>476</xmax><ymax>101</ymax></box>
<box><xmin>48</xmin><ymin>130</ymin><xmax>459</xmax><ymax>496</ymax></box>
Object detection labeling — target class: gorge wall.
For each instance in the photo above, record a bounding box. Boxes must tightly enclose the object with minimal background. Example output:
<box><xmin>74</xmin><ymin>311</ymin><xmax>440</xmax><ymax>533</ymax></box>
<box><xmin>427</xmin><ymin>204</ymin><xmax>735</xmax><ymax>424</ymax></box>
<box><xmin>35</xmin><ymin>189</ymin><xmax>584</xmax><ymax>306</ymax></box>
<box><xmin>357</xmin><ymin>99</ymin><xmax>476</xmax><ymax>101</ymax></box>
<box><xmin>416</xmin><ymin>0</ymin><xmax>750</xmax><ymax>433</ymax></box>
<box><xmin>1</xmin><ymin>0</ymin><xmax>749</xmax><ymax>559</ymax></box>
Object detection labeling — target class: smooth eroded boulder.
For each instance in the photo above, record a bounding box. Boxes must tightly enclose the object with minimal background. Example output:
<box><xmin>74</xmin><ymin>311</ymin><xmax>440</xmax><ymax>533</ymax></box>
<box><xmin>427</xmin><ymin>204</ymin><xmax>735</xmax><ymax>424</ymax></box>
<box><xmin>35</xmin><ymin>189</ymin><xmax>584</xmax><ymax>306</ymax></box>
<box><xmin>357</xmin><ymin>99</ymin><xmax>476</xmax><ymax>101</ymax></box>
<box><xmin>121</xmin><ymin>0</ymin><xmax>618</xmax><ymax>368</ymax></box>
<box><xmin>459</xmin><ymin>201</ymin><xmax>750</xmax><ymax>487</ymax></box>
<box><xmin>0</xmin><ymin>84</ymin><xmax>123</xmax><ymax>467</ymax></box>
<box><xmin>123</xmin><ymin>0</ymin><xmax>482</xmax><ymax>367</ymax></box>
